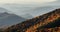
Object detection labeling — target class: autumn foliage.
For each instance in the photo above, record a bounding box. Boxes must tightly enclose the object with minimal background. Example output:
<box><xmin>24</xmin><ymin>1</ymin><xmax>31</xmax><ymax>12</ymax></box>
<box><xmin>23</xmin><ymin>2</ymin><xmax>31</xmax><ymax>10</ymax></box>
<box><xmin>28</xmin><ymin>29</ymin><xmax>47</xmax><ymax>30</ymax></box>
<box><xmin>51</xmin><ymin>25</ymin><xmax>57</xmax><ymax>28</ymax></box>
<box><xmin>3</xmin><ymin>9</ymin><xmax>60</xmax><ymax>32</ymax></box>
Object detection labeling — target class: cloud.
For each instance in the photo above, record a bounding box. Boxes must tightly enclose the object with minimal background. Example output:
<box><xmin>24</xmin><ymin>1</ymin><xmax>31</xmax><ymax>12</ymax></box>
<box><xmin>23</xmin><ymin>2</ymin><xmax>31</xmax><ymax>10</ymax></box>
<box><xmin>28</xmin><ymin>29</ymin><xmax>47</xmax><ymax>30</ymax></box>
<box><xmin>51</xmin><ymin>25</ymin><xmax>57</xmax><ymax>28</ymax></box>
<box><xmin>0</xmin><ymin>0</ymin><xmax>57</xmax><ymax>4</ymax></box>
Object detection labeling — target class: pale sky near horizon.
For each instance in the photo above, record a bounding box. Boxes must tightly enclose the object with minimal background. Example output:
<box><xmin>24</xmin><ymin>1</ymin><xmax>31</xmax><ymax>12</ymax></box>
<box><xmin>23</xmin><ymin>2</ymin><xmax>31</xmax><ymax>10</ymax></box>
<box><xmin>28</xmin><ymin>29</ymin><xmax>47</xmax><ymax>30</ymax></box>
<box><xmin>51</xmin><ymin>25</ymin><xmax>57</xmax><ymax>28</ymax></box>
<box><xmin>0</xmin><ymin>0</ymin><xmax>59</xmax><ymax>17</ymax></box>
<box><xmin>0</xmin><ymin>0</ymin><xmax>57</xmax><ymax>4</ymax></box>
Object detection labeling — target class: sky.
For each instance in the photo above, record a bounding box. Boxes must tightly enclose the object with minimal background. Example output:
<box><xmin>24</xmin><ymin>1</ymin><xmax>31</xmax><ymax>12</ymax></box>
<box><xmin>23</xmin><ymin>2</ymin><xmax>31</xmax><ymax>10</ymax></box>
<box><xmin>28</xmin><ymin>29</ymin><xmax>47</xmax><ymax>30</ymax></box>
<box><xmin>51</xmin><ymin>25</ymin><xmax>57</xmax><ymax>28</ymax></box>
<box><xmin>0</xmin><ymin>0</ymin><xmax>56</xmax><ymax>4</ymax></box>
<box><xmin>0</xmin><ymin>0</ymin><xmax>60</xmax><ymax>17</ymax></box>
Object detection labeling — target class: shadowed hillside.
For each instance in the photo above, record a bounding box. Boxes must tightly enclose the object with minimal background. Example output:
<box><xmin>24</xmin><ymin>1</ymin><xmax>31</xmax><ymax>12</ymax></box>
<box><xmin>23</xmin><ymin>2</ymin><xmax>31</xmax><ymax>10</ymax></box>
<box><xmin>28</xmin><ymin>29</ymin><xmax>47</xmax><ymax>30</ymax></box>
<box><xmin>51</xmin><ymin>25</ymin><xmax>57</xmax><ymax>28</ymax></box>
<box><xmin>0</xmin><ymin>12</ymin><xmax>26</xmax><ymax>28</ymax></box>
<box><xmin>3</xmin><ymin>8</ymin><xmax>60</xmax><ymax>32</ymax></box>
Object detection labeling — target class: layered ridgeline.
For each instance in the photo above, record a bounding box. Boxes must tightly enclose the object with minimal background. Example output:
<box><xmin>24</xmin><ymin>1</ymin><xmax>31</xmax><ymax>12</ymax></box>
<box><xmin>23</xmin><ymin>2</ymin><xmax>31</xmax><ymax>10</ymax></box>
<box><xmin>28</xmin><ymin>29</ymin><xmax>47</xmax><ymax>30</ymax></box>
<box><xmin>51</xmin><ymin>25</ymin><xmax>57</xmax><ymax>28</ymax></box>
<box><xmin>4</xmin><ymin>9</ymin><xmax>60</xmax><ymax>32</ymax></box>
<box><xmin>0</xmin><ymin>12</ymin><xmax>26</xmax><ymax>28</ymax></box>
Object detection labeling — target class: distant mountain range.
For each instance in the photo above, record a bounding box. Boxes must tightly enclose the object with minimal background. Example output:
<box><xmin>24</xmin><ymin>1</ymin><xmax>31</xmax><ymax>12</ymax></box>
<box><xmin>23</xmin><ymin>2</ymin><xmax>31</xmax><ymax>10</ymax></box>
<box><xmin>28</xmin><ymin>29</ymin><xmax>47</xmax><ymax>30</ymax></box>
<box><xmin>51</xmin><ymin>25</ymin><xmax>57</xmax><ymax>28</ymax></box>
<box><xmin>0</xmin><ymin>7</ymin><xmax>8</xmax><ymax>13</ymax></box>
<box><xmin>1</xmin><ymin>4</ymin><xmax>60</xmax><ymax>17</ymax></box>
<box><xmin>21</xmin><ymin>14</ymin><xmax>33</xmax><ymax>19</ymax></box>
<box><xmin>27</xmin><ymin>6</ymin><xmax>60</xmax><ymax>16</ymax></box>
<box><xmin>3</xmin><ymin>8</ymin><xmax>60</xmax><ymax>32</ymax></box>
<box><xmin>0</xmin><ymin>7</ymin><xmax>34</xmax><ymax>28</ymax></box>
<box><xmin>0</xmin><ymin>12</ymin><xmax>26</xmax><ymax>28</ymax></box>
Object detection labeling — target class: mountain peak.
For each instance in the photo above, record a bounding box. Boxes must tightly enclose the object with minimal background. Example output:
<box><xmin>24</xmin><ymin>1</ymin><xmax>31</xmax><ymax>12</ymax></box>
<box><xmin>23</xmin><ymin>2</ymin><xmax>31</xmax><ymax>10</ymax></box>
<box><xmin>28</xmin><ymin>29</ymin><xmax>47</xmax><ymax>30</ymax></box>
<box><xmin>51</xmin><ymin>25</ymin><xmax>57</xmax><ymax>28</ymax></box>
<box><xmin>0</xmin><ymin>12</ymin><xmax>26</xmax><ymax>29</ymax></box>
<box><xmin>0</xmin><ymin>12</ymin><xmax>10</xmax><ymax>17</ymax></box>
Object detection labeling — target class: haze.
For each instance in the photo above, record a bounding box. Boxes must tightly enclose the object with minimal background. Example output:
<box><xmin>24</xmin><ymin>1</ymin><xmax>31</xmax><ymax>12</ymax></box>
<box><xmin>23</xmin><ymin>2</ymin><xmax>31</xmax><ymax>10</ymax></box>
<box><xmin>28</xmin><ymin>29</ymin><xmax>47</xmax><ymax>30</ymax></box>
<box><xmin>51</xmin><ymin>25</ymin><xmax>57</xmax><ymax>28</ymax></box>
<box><xmin>0</xmin><ymin>0</ymin><xmax>56</xmax><ymax>4</ymax></box>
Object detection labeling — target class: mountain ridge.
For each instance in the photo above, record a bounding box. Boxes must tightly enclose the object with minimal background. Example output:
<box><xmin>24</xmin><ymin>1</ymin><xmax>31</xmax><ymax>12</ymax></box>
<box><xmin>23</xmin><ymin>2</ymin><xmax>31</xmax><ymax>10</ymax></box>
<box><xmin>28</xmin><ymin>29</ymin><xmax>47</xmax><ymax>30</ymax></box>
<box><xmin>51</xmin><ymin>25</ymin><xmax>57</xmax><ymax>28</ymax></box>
<box><xmin>3</xmin><ymin>8</ymin><xmax>60</xmax><ymax>32</ymax></box>
<box><xmin>0</xmin><ymin>12</ymin><xmax>26</xmax><ymax>28</ymax></box>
